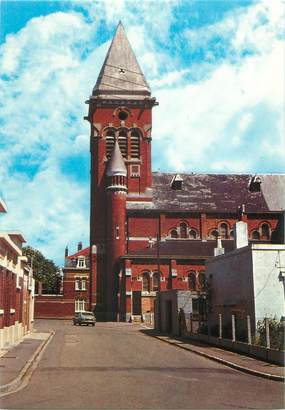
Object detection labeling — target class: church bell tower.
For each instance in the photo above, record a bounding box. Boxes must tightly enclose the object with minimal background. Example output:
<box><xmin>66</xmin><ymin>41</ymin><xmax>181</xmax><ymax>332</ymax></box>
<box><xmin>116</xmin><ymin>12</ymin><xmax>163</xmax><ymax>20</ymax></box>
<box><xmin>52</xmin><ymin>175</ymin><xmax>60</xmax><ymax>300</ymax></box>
<box><xmin>86</xmin><ymin>22</ymin><xmax>157</xmax><ymax>320</ymax></box>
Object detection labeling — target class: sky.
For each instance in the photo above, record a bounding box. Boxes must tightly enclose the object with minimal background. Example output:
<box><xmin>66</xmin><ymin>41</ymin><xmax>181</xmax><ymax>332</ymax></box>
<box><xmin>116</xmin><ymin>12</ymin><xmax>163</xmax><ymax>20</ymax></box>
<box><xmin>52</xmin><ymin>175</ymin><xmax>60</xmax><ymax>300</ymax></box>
<box><xmin>0</xmin><ymin>0</ymin><xmax>284</xmax><ymax>265</ymax></box>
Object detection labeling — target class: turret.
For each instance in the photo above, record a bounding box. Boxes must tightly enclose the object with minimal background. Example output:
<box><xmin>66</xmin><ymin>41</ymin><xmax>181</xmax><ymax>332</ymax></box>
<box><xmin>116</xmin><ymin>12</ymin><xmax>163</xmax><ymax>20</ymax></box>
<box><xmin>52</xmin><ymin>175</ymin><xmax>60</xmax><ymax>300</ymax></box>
<box><xmin>105</xmin><ymin>142</ymin><xmax>127</xmax><ymax>320</ymax></box>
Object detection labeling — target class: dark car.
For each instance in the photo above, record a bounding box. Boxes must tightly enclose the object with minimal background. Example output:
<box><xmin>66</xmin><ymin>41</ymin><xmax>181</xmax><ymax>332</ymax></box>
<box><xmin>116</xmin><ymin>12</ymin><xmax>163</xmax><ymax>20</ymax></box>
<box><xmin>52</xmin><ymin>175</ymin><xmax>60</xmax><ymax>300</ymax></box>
<box><xmin>73</xmin><ymin>311</ymin><xmax>96</xmax><ymax>326</ymax></box>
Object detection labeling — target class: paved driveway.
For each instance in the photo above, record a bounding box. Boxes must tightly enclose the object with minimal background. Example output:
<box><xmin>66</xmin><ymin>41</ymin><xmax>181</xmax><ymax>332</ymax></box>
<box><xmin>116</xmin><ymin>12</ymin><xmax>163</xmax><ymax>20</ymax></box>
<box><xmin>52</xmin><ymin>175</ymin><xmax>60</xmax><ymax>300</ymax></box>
<box><xmin>0</xmin><ymin>320</ymin><xmax>283</xmax><ymax>409</ymax></box>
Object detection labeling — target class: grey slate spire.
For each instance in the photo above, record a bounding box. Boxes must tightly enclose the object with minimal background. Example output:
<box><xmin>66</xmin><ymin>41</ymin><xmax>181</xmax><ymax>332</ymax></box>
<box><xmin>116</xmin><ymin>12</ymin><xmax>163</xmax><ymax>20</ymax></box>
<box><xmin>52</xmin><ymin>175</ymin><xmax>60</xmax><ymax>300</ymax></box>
<box><xmin>106</xmin><ymin>141</ymin><xmax>127</xmax><ymax>177</ymax></box>
<box><xmin>93</xmin><ymin>22</ymin><xmax>151</xmax><ymax>98</ymax></box>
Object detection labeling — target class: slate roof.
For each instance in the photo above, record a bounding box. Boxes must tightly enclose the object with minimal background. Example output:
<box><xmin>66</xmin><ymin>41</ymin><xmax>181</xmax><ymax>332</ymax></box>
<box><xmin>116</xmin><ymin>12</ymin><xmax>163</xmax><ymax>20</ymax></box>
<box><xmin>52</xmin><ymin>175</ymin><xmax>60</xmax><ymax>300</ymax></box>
<box><xmin>67</xmin><ymin>247</ymin><xmax>90</xmax><ymax>259</ymax></box>
<box><xmin>127</xmin><ymin>173</ymin><xmax>285</xmax><ymax>213</ymax></box>
<box><xmin>126</xmin><ymin>240</ymin><xmax>235</xmax><ymax>259</ymax></box>
<box><xmin>93</xmin><ymin>22</ymin><xmax>151</xmax><ymax>99</ymax></box>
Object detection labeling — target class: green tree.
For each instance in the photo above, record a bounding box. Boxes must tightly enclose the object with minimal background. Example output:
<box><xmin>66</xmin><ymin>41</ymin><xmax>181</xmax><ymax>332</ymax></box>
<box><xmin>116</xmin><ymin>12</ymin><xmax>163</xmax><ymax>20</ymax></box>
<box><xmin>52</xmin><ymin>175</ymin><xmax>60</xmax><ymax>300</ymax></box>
<box><xmin>23</xmin><ymin>246</ymin><xmax>61</xmax><ymax>294</ymax></box>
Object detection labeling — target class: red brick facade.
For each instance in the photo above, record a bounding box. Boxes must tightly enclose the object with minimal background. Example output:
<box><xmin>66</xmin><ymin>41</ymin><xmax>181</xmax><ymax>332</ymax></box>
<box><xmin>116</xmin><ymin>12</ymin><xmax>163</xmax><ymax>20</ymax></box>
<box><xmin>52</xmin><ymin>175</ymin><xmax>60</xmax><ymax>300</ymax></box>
<box><xmin>35</xmin><ymin>245</ymin><xmax>90</xmax><ymax>319</ymax></box>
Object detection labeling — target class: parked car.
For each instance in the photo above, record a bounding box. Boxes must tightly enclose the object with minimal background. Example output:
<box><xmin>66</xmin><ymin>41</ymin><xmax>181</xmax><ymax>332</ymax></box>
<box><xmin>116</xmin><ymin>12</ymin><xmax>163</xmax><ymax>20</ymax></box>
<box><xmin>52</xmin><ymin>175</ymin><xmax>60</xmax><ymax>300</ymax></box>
<box><xmin>73</xmin><ymin>311</ymin><xmax>96</xmax><ymax>326</ymax></box>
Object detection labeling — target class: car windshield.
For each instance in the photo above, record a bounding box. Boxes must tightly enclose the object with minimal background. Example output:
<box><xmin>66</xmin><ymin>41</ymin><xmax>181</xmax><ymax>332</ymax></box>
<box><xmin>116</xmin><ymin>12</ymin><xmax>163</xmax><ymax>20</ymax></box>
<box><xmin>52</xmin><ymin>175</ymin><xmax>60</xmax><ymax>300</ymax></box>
<box><xmin>81</xmin><ymin>313</ymin><xmax>94</xmax><ymax>318</ymax></box>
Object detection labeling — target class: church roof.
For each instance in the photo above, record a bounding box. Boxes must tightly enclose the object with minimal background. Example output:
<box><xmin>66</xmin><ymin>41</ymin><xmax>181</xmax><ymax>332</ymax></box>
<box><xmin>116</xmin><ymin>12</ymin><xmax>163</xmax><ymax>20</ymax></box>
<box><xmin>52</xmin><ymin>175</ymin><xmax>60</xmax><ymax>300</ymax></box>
<box><xmin>126</xmin><ymin>239</ymin><xmax>235</xmax><ymax>259</ymax></box>
<box><xmin>93</xmin><ymin>22</ymin><xmax>151</xmax><ymax>99</ymax></box>
<box><xmin>126</xmin><ymin>173</ymin><xmax>285</xmax><ymax>213</ymax></box>
<box><xmin>106</xmin><ymin>141</ymin><xmax>127</xmax><ymax>177</ymax></box>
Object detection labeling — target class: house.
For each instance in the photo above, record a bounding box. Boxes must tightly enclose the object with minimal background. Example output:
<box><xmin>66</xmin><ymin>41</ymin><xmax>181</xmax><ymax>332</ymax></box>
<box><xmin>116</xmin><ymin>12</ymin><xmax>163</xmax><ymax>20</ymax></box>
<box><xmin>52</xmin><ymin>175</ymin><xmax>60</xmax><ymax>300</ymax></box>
<box><xmin>35</xmin><ymin>243</ymin><xmax>89</xmax><ymax>318</ymax></box>
<box><xmin>0</xmin><ymin>200</ymin><xmax>35</xmax><ymax>349</ymax></box>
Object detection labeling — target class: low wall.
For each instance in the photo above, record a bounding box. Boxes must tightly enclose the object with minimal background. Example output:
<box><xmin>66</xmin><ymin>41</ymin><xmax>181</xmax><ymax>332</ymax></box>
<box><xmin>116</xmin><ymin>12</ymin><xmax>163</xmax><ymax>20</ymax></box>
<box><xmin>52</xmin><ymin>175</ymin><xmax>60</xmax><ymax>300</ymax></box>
<box><xmin>35</xmin><ymin>295</ymin><xmax>74</xmax><ymax>319</ymax></box>
<box><xmin>186</xmin><ymin>333</ymin><xmax>285</xmax><ymax>366</ymax></box>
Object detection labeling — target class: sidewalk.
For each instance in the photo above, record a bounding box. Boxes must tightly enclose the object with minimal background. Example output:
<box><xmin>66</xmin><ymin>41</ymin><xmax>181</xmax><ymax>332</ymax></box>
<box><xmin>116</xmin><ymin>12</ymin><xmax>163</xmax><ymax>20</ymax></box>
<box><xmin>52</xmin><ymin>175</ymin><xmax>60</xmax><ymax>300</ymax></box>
<box><xmin>0</xmin><ymin>331</ymin><xmax>53</xmax><ymax>396</ymax></box>
<box><xmin>142</xmin><ymin>328</ymin><xmax>285</xmax><ymax>382</ymax></box>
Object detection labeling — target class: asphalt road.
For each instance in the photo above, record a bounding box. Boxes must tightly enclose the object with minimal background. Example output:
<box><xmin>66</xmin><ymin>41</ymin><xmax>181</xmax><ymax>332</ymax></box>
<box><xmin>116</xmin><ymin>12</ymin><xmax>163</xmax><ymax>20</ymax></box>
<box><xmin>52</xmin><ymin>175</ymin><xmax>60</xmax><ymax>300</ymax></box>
<box><xmin>1</xmin><ymin>320</ymin><xmax>284</xmax><ymax>409</ymax></box>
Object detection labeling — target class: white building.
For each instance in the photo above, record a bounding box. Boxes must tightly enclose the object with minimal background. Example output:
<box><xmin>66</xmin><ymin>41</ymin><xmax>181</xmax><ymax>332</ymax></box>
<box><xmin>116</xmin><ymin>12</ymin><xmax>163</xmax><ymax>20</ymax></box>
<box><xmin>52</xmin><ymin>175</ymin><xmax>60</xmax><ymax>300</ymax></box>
<box><xmin>206</xmin><ymin>221</ymin><xmax>285</xmax><ymax>333</ymax></box>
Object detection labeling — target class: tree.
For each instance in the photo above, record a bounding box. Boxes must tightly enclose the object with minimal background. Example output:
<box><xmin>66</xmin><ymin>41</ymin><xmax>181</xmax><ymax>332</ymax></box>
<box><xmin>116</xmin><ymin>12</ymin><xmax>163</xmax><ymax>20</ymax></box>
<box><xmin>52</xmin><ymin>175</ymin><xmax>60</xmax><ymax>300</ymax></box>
<box><xmin>23</xmin><ymin>246</ymin><xmax>61</xmax><ymax>294</ymax></box>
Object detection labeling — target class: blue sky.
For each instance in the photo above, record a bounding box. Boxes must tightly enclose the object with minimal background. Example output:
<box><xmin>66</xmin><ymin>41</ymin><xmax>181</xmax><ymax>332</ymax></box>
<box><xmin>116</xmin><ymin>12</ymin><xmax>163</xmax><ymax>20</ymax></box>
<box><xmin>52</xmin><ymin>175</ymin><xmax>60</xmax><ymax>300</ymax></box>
<box><xmin>0</xmin><ymin>0</ymin><xmax>284</xmax><ymax>264</ymax></box>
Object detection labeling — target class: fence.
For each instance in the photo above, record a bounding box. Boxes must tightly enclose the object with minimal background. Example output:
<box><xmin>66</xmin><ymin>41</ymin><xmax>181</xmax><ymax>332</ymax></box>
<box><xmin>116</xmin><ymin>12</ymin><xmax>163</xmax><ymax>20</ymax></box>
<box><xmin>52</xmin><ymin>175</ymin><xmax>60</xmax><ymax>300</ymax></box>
<box><xmin>181</xmin><ymin>312</ymin><xmax>284</xmax><ymax>365</ymax></box>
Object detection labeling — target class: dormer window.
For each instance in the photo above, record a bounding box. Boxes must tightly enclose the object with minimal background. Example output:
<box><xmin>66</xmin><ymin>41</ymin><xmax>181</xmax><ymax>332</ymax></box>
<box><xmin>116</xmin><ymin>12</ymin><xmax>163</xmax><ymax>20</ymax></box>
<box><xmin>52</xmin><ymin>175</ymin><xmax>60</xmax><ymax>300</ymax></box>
<box><xmin>171</xmin><ymin>174</ymin><xmax>183</xmax><ymax>190</ymax></box>
<box><xmin>248</xmin><ymin>175</ymin><xmax>261</xmax><ymax>192</ymax></box>
<box><xmin>77</xmin><ymin>258</ymin><xmax>86</xmax><ymax>268</ymax></box>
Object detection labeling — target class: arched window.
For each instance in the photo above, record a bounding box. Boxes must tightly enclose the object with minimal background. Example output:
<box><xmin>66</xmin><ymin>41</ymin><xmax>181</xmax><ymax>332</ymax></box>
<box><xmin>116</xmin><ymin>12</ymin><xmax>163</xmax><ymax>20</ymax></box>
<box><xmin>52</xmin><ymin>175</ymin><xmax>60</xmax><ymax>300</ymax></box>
<box><xmin>189</xmin><ymin>229</ymin><xmax>198</xmax><ymax>239</ymax></box>
<box><xmin>105</xmin><ymin>129</ymin><xmax>115</xmax><ymax>158</ymax></box>
<box><xmin>261</xmin><ymin>223</ymin><xmax>270</xmax><ymax>240</ymax></box>
<box><xmin>252</xmin><ymin>230</ymin><xmax>260</xmax><ymax>240</ymax></box>
<box><xmin>142</xmin><ymin>272</ymin><xmax>151</xmax><ymax>292</ymax></box>
<box><xmin>118</xmin><ymin>130</ymin><xmax>128</xmax><ymax>158</ymax></box>
<box><xmin>153</xmin><ymin>272</ymin><xmax>159</xmax><ymax>291</ymax></box>
<box><xmin>209</xmin><ymin>229</ymin><xmax>219</xmax><ymax>240</ymax></box>
<box><xmin>188</xmin><ymin>272</ymin><xmax>196</xmax><ymax>290</ymax></box>
<box><xmin>219</xmin><ymin>223</ymin><xmax>229</xmax><ymax>239</ymax></box>
<box><xmin>170</xmin><ymin>229</ymin><xmax>178</xmax><ymax>239</ymax></box>
<box><xmin>180</xmin><ymin>222</ymin><xmax>188</xmax><ymax>239</ymax></box>
<box><xmin>199</xmin><ymin>271</ymin><xmax>206</xmax><ymax>290</ymax></box>
<box><xmin>130</xmin><ymin>130</ymin><xmax>140</xmax><ymax>158</ymax></box>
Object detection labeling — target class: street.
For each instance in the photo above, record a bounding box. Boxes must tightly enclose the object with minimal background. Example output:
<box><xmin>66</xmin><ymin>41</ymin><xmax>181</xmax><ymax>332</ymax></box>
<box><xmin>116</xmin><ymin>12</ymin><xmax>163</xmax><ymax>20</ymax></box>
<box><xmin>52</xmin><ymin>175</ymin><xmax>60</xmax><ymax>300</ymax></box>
<box><xmin>0</xmin><ymin>320</ymin><xmax>284</xmax><ymax>409</ymax></box>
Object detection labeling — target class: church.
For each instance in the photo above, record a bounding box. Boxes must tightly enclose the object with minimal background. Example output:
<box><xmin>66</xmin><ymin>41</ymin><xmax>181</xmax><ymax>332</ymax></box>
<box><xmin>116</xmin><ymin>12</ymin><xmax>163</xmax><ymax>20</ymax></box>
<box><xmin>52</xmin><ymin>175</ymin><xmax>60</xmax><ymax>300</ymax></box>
<box><xmin>35</xmin><ymin>22</ymin><xmax>285</xmax><ymax>322</ymax></box>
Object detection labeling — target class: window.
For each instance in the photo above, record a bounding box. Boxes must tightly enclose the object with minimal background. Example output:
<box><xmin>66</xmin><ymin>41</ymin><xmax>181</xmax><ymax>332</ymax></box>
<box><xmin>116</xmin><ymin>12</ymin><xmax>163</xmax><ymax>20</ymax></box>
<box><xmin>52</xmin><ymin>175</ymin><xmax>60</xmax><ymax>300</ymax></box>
<box><xmin>229</xmin><ymin>230</ymin><xmax>234</xmax><ymax>239</ymax></box>
<box><xmin>219</xmin><ymin>223</ymin><xmax>229</xmax><ymax>239</ymax></box>
<box><xmin>261</xmin><ymin>223</ymin><xmax>270</xmax><ymax>240</ymax></box>
<box><xmin>118</xmin><ymin>110</ymin><xmax>128</xmax><ymax>121</ymax></box>
<box><xmin>118</xmin><ymin>130</ymin><xmax>127</xmax><ymax>158</ymax></box>
<box><xmin>75</xmin><ymin>279</ymin><xmax>81</xmax><ymax>290</ymax></box>
<box><xmin>180</xmin><ymin>223</ymin><xmax>188</xmax><ymax>239</ymax></box>
<box><xmin>252</xmin><ymin>230</ymin><xmax>260</xmax><ymax>240</ymax></box>
<box><xmin>105</xmin><ymin>129</ymin><xmax>115</xmax><ymax>158</ymax></box>
<box><xmin>170</xmin><ymin>229</ymin><xmax>178</xmax><ymax>239</ymax></box>
<box><xmin>199</xmin><ymin>271</ymin><xmax>206</xmax><ymax>290</ymax></box>
<box><xmin>77</xmin><ymin>258</ymin><xmax>86</xmax><ymax>268</ymax></box>
<box><xmin>81</xmin><ymin>279</ymin><xmax>87</xmax><ymax>291</ymax></box>
<box><xmin>130</xmin><ymin>130</ymin><xmax>140</xmax><ymax>158</ymax></box>
<box><xmin>209</xmin><ymin>229</ymin><xmax>218</xmax><ymax>240</ymax></box>
<box><xmin>153</xmin><ymin>272</ymin><xmax>159</xmax><ymax>291</ymax></box>
<box><xmin>75</xmin><ymin>299</ymin><xmax>86</xmax><ymax>312</ymax></box>
<box><xmin>188</xmin><ymin>272</ymin><xmax>196</xmax><ymax>290</ymax></box>
<box><xmin>189</xmin><ymin>229</ymin><xmax>198</xmax><ymax>239</ymax></box>
<box><xmin>142</xmin><ymin>272</ymin><xmax>151</xmax><ymax>292</ymax></box>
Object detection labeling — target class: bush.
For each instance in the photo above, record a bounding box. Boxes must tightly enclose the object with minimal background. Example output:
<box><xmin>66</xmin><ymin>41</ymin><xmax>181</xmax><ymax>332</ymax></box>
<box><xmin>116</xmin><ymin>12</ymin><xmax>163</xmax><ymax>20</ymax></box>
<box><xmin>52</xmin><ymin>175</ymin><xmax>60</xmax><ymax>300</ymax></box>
<box><xmin>255</xmin><ymin>318</ymin><xmax>285</xmax><ymax>350</ymax></box>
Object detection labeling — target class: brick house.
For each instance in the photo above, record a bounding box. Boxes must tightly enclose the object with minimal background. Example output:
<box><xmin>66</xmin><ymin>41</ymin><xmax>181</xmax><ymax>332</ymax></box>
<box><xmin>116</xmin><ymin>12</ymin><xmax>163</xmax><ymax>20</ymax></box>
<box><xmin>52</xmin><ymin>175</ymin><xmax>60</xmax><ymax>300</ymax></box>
<box><xmin>0</xmin><ymin>199</ymin><xmax>35</xmax><ymax>348</ymax></box>
<box><xmin>35</xmin><ymin>243</ymin><xmax>90</xmax><ymax>318</ymax></box>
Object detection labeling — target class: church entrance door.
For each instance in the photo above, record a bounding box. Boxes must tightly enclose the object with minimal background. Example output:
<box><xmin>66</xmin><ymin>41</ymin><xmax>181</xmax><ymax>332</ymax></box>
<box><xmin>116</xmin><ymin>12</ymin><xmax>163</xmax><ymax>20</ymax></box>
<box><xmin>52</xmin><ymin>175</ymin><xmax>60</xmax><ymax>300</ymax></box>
<box><xmin>132</xmin><ymin>291</ymin><xmax>142</xmax><ymax>315</ymax></box>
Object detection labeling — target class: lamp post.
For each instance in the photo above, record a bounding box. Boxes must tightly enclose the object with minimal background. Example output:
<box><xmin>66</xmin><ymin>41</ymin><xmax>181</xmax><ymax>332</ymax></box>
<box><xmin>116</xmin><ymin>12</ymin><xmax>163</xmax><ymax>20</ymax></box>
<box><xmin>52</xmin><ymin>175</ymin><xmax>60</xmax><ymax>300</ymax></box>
<box><xmin>156</xmin><ymin>233</ymin><xmax>161</xmax><ymax>331</ymax></box>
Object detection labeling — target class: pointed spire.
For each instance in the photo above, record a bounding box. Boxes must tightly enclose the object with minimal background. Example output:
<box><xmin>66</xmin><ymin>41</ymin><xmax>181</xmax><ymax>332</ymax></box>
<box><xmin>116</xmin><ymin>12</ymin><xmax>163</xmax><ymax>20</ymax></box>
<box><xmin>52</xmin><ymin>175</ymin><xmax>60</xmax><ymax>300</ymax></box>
<box><xmin>93</xmin><ymin>22</ymin><xmax>151</xmax><ymax>98</ymax></box>
<box><xmin>106</xmin><ymin>141</ymin><xmax>127</xmax><ymax>177</ymax></box>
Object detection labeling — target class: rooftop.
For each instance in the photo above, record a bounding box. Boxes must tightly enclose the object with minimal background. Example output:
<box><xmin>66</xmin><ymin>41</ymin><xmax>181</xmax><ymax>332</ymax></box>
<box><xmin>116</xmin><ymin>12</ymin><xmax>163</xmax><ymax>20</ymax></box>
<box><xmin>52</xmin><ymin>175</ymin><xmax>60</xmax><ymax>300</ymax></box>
<box><xmin>127</xmin><ymin>173</ymin><xmax>285</xmax><ymax>213</ymax></box>
<box><xmin>93</xmin><ymin>22</ymin><xmax>151</xmax><ymax>99</ymax></box>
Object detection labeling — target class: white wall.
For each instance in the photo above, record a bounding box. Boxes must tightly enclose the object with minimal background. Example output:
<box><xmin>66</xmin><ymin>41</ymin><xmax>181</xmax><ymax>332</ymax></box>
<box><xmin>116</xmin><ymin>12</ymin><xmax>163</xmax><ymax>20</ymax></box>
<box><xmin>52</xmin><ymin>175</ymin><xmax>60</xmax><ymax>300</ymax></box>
<box><xmin>252</xmin><ymin>244</ymin><xmax>285</xmax><ymax>321</ymax></box>
<box><xmin>206</xmin><ymin>246</ymin><xmax>255</xmax><ymax>329</ymax></box>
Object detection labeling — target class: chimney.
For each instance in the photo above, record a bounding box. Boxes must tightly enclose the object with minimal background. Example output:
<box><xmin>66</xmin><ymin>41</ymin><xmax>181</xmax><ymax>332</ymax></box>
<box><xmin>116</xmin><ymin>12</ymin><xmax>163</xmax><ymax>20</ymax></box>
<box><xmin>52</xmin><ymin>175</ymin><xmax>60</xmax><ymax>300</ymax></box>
<box><xmin>214</xmin><ymin>236</ymin><xmax>224</xmax><ymax>256</ymax></box>
<box><xmin>234</xmin><ymin>221</ymin><xmax>248</xmax><ymax>249</ymax></box>
<box><xmin>65</xmin><ymin>246</ymin><xmax>68</xmax><ymax>258</ymax></box>
<box><xmin>78</xmin><ymin>241</ymin><xmax>82</xmax><ymax>252</ymax></box>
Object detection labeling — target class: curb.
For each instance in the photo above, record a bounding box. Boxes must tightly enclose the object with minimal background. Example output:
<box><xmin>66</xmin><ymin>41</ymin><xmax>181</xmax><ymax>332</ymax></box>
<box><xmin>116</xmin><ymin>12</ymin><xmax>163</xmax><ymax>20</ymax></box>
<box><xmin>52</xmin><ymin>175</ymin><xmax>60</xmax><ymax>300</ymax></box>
<box><xmin>0</xmin><ymin>331</ymin><xmax>55</xmax><ymax>397</ymax></box>
<box><xmin>154</xmin><ymin>335</ymin><xmax>285</xmax><ymax>382</ymax></box>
